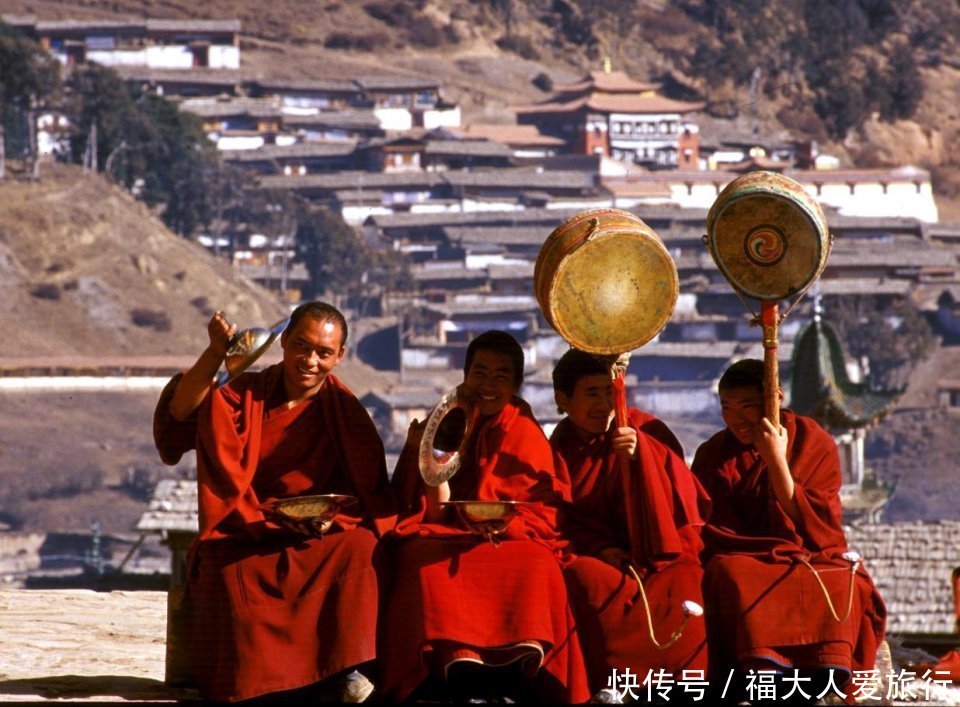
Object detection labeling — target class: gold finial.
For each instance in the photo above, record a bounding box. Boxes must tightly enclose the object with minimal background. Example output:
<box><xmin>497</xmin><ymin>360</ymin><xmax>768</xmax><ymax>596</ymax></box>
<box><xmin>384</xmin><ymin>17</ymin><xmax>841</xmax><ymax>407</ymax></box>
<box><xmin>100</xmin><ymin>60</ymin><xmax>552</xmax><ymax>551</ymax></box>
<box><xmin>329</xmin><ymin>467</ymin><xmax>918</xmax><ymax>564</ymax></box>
<box><xmin>602</xmin><ymin>57</ymin><xmax>612</xmax><ymax>74</ymax></box>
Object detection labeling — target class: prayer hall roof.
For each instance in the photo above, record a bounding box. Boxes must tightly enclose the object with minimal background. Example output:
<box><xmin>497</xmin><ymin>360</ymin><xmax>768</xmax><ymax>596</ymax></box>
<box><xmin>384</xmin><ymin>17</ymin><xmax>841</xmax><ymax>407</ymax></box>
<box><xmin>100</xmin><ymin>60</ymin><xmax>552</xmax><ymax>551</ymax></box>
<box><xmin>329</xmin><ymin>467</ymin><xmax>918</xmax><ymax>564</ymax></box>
<box><xmin>789</xmin><ymin>317</ymin><xmax>900</xmax><ymax>429</ymax></box>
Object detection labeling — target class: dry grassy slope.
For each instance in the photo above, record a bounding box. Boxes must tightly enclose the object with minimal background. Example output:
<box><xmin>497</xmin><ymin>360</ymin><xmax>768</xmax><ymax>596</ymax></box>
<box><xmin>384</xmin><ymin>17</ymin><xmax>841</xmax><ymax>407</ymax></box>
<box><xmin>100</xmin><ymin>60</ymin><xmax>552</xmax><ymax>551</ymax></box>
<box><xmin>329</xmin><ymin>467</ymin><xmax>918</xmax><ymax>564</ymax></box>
<box><xmin>0</xmin><ymin>163</ymin><xmax>289</xmax><ymax>356</ymax></box>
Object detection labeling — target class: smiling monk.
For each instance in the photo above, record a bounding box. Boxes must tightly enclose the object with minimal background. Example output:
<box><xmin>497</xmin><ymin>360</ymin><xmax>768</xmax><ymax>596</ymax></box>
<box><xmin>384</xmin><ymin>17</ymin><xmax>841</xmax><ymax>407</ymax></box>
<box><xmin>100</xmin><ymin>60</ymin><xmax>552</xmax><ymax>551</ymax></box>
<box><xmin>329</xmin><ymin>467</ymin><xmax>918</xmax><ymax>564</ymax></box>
<box><xmin>379</xmin><ymin>330</ymin><xmax>589</xmax><ymax>703</ymax></box>
<box><xmin>691</xmin><ymin>359</ymin><xmax>886</xmax><ymax>702</ymax></box>
<box><xmin>550</xmin><ymin>348</ymin><xmax>709</xmax><ymax>700</ymax></box>
<box><xmin>153</xmin><ymin>302</ymin><xmax>395</xmax><ymax>703</ymax></box>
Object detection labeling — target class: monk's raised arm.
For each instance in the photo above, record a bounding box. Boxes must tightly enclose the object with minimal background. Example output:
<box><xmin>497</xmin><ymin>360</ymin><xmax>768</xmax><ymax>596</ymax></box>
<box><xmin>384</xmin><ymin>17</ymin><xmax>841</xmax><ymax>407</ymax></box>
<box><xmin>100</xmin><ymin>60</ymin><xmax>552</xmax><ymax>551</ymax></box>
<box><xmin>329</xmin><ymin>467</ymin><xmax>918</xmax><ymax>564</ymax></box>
<box><xmin>169</xmin><ymin>311</ymin><xmax>236</xmax><ymax>421</ymax></box>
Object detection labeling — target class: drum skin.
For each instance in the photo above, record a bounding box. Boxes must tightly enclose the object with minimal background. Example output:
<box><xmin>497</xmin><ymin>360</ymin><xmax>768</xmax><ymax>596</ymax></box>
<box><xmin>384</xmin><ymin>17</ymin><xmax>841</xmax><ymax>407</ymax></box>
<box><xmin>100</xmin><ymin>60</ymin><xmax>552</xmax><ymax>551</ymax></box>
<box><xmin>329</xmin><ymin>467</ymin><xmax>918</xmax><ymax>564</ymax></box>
<box><xmin>534</xmin><ymin>208</ymin><xmax>678</xmax><ymax>355</ymax></box>
<box><xmin>706</xmin><ymin>171</ymin><xmax>829</xmax><ymax>301</ymax></box>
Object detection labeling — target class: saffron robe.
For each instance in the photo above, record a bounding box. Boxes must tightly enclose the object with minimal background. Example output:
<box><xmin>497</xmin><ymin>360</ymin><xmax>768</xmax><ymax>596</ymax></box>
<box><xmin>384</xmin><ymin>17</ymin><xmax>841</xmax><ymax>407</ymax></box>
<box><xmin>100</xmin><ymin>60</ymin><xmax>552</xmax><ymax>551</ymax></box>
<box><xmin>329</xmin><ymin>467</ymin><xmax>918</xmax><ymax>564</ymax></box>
<box><xmin>154</xmin><ymin>364</ymin><xmax>396</xmax><ymax>702</ymax></box>
<box><xmin>553</xmin><ymin>408</ymin><xmax>709</xmax><ymax>692</ymax></box>
<box><xmin>691</xmin><ymin>410</ymin><xmax>886</xmax><ymax>685</ymax></box>
<box><xmin>379</xmin><ymin>396</ymin><xmax>590</xmax><ymax>703</ymax></box>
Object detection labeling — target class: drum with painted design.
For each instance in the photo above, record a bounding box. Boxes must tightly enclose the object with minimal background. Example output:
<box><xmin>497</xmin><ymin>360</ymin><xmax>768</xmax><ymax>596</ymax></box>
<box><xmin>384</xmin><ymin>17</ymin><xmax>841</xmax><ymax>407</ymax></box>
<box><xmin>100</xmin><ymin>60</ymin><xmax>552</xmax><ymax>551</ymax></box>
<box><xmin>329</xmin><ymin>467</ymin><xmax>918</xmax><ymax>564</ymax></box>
<box><xmin>705</xmin><ymin>171</ymin><xmax>830</xmax><ymax>301</ymax></box>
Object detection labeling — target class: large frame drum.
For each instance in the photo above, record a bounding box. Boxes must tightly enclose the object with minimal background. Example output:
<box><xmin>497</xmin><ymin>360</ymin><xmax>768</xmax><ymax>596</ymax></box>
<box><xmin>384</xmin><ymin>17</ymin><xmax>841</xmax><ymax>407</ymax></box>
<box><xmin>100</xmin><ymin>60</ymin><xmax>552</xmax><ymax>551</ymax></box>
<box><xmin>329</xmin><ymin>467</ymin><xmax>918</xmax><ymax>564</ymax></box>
<box><xmin>534</xmin><ymin>208</ymin><xmax>678</xmax><ymax>355</ymax></box>
<box><xmin>705</xmin><ymin>171</ymin><xmax>829</xmax><ymax>302</ymax></box>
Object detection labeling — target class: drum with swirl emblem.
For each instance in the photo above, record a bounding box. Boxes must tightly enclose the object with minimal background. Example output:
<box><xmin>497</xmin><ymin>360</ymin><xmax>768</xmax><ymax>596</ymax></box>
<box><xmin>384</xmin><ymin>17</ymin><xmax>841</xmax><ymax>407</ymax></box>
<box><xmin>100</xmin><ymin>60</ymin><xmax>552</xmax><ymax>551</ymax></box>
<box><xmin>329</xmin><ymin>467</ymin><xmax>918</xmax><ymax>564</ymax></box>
<box><xmin>705</xmin><ymin>171</ymin><xmax>830</xmax><ymax>301</ymax></box>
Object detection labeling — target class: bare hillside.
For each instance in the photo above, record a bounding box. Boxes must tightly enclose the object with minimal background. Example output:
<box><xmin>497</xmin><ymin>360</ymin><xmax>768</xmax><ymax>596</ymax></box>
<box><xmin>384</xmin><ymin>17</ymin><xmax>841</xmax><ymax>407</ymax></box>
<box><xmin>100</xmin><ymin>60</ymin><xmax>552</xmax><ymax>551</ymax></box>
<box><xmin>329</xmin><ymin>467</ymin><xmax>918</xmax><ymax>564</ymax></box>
<box><xmin>0</xmin><ymin>163</ymin><xmax>289</xmax><ymax>357</ymax></box>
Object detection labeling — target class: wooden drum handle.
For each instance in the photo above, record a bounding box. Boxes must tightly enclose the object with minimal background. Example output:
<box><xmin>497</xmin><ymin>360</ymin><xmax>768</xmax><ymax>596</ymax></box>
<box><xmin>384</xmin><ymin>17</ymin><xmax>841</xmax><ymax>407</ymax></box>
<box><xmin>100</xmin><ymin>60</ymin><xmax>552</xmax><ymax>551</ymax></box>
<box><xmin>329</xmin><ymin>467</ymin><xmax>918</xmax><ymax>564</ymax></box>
<box><xmin>761</xmin><ymin>300</ymin><xmax>780</xmax><ymax>429</ymax></box>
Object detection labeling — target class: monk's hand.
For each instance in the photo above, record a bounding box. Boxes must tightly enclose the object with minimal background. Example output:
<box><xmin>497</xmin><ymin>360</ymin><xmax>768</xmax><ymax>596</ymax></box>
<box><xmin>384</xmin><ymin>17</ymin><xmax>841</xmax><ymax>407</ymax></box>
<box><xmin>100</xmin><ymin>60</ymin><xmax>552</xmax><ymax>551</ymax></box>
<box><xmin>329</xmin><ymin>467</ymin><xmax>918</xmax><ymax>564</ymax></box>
<box><xmin>405</xmin><ymin>418</ymin><xmax>426</xmax><ymax>450</ymax></box>
<box><xmin>207</xmin><ymin>311</ymin><xmax>237</xmax><ymax>359</ymax></box>
<box><xmin>611</xmin><ymin>426</ymin><xmax>638</xmax><ymax>458</ymax></box>
<box><xmin>755</xmin><ymin>417</ymin><xmax>788</xmax><ymax>468</ymax></box>
<box><xmin>599</xmin><ymin>547</ymin><xmax>631</xmax><ymax>570</ymax></box>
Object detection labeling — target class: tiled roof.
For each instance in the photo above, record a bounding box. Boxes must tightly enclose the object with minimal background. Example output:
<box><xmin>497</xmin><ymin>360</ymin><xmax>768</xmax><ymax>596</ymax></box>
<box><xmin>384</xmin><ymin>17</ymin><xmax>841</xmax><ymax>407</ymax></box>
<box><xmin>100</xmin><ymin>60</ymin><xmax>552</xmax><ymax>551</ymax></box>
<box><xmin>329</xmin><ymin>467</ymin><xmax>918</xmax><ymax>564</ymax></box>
<box><xmin>443</xmin><ymin>226</ymin><xmax>548</xmax><ymax>246</ymax></box>
<box><xmin>844</xmin><ymin>521</ymin><xmax>960</xmax><ymax>635</ymax></box>
<box><xmin>789</xmin><ymin>318</ymin><xmax>900</xmax><ymax>428</ymax></box>
<box><xmin>816</xmin><ymin>278</ymin><xmax>912</xmax><ymax>297</ymax></box>
<box><xmin>442</xmin><ymin>170</ymin><xmax>596</xmax><ymax>190</ymax></box>
<box><xmin>223</xmin><ymin>142</ymin><xmax>358</xmax><ymax>161</ymax></box>
<box><xmin>259</xmin><ymin>171</ymin><xmax>444</xmax><ymax>191</ymax></box>
<box><xmin>21</xmin><ymin>18</ymin><xmax>240</xmax><ymax>33</ymax></box>
<box><xmin>113</xmin><ymin>66</ymin><xmax>247</xmax><ymax>85</ymax></box>
<box><xmin>488</xmin><ymin>262</ymin><xmax>535</xmax><ymax>279</ymax></box>
<box><xmin>459</xmin><ymin>124</ymin><xmax>566</xmax><ymax>147</ymax></box>
<box><xmin>514</xmin><ymin>94</ymin><xmax>704</xmax><ymax>116</ymax></box>
<box><xmin>136</xmin><ymin>479</ymin><xmax>198</xmax><ymax>534</ymax></box>
<box><xmin>553</xmin><ymin>70</ymin><xmax>661</xmax><ymax>94</ymax></box>
<box><xmin>423</xmin><ymin>140</ymin><xmax>512</xmax><ymax>158</ymax></box>
<box><xmin>283</xmin><ymin>111</ymin><xmax>381</xmax><ymax>130</ymax></box>
<box><xmin>633</xmin><ymin>341</ymin><xmax>741</xmax><ymax>359</ymax></box>
<box><xmin>355</xmin><ymin>76</ymin><xmax>440</xmax><ymax>92</ymax></box>
<box><xmin>252</xmin><ymin>78</ymin><xmax>359</xmax><ymax>93</ymax></box>
<box><xmin>180</xmin><ymin>98</ymin><xmax>281</xmax><ymax>119</ymax></box>
<box><xmin>145</xmin><ymin>19</ymin><xmax>241</xmax><ymax>33</ymax></box>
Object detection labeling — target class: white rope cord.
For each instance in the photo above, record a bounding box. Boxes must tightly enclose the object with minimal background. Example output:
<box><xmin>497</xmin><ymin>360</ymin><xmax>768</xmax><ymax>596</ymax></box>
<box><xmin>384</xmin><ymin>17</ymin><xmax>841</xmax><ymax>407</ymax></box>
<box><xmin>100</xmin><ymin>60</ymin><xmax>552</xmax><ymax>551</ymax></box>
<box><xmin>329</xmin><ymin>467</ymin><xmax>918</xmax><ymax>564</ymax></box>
<box><xmin>797</xmin><ymin>557</ymin><xmax>859</xmax><ymax>623</ymax></box>
<box><xmin>626</xmin><ymin>565</ymin><xmax>693</xmax><ymax>650</ymax></box>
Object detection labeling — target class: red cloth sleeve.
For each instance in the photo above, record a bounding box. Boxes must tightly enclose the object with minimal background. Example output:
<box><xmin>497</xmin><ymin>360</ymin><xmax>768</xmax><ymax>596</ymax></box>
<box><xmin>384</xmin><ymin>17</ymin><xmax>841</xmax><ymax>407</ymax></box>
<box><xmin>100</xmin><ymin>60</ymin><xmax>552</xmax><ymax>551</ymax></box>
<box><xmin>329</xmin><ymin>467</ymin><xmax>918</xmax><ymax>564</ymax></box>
<box><xmin>153</xmin><ymin>373</ymin><xmax>200</xmax><ymax>466</ymax></box>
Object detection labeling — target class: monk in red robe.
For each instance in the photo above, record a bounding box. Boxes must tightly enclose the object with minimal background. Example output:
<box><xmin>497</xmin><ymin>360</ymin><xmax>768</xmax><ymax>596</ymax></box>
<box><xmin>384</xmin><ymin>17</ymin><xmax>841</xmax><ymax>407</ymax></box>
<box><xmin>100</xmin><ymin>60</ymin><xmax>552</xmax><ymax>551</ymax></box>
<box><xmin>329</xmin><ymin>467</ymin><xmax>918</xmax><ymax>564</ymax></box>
<box><xmin>691</xmin><ymin>359</ymin><xmax>886</xmax><ymax>701</ymax></box>
<box><xmin>550</xmin><ymin>348</ymin><xmax>709</xmax><ymax>700</ymax></box>
<box><xmin>153</xmin><ymin>302</ymin><xmax>395</xmax><ymax>703</ymax></box>
<box><xmin>379</xmin><ymin>330</ymin><xmax>590</xmax><ymax>703</ymax></box>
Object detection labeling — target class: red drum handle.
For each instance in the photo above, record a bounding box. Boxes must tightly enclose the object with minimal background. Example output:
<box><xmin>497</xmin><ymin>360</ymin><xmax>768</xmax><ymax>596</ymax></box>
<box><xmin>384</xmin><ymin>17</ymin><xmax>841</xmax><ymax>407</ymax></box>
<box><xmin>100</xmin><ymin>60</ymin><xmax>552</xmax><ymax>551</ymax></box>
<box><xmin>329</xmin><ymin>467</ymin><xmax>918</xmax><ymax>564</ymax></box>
<box><xmin>761</xmin><ymin>300</ymin><xmax>780</xmax><ymax>429</ymax></box>
<box><xmin>612</xmin><ymin>369</ymin><xmax>640</xmax><ymax>559</ymax></box>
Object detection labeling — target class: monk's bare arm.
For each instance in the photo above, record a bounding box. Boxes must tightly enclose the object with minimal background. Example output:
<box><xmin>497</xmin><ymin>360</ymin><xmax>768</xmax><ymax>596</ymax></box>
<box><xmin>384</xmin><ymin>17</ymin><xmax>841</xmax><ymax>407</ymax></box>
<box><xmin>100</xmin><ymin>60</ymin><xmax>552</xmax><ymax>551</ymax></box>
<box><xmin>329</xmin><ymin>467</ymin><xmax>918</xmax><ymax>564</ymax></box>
<box><xmin>756</xmin><ymin>418</ymin><xmax>801</xmax><ymax>523</ymax></box>
<box><xmin>169</xmin><ymin>312</ymin><xmax>236</xmax><ymax>421</ymax></box>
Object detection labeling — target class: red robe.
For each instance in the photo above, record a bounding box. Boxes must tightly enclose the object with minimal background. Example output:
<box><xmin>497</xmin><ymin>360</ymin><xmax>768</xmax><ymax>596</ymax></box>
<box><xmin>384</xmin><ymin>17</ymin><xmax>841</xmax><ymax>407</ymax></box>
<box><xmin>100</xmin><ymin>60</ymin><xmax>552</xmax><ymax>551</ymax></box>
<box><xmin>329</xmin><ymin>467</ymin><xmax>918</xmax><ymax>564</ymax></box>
<box><xmin>379</xmin><ymin>396</ymin><xmax>590</xmax><ymax>703</ymax></box>
<box><xmin>691</xmin><ymin>409</ymin><xmax>886</xmax><ymax>685</ymax></box>
<box><xmin>553</xmin><ymin>408</ymin><xmax>710</xmax><ymax>692</ymax></box>
<box><xmin>154</xmin><ymin>363</ymin><xmax>396</xmax><ymax>702</ymax></box>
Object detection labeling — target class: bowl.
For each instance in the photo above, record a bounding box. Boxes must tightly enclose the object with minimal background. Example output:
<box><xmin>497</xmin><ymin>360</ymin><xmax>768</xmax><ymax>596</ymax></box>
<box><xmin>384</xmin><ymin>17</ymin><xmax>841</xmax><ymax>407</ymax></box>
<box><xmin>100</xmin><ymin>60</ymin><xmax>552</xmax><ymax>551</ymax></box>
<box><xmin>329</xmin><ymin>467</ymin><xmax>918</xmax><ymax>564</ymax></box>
<box><xmin>260</xmin><ymin>493</ymin><xmax>358</xmax><ymax>523</ymax></box>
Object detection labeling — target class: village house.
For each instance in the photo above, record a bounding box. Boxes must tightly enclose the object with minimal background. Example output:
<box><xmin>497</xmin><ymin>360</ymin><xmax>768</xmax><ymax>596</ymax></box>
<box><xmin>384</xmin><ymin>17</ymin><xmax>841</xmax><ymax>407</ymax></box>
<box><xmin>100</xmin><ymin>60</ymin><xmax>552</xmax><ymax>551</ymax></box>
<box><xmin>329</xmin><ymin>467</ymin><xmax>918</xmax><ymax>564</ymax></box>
<box><xmin>4</xmin><ymin>15</ymin><xmax>241</xmax><ymax>69</ymax></box>
<box><xmin>179</xmin><ymin>97</ymin><xmax>286</xmax><ymax>151</ymax></box>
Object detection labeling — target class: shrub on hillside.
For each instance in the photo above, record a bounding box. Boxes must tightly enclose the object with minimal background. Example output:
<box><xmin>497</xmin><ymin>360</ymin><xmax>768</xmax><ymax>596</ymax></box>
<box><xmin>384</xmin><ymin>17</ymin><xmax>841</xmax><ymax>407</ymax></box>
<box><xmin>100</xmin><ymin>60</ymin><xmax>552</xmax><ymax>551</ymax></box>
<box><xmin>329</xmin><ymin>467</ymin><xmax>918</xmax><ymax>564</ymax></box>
<box><xmin>495</xmin><ymin>34</ymin><xmax>540</xmax><ymax>60</ymax></box>
<box><xmin>324</xmin><ymin>31</ymin><xmax>390</xmax><ymax>52</ymax></box>
<box><xmin>129</xmin><ymin>308</ymin><xmax>171</xmax><ymax>332</ymax></box>
<box><xmin>30</xmin><ymin>283</ymin><xmax>61</xmax><ymax>300</ymax></box>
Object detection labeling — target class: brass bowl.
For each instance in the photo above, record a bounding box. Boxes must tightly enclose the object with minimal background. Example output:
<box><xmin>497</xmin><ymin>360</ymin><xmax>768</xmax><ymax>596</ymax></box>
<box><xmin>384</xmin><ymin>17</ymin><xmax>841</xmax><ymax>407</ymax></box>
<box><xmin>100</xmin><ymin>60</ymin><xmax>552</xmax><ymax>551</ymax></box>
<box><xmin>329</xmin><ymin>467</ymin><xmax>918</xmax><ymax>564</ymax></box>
<box><xmin>260</xmin><ymin>493</ymin><xmax>358</xmax><ymax>523</ymax></box>
<box><xmin>441</xmin><ymin>500</ymin><xmax>526</xmax><ymax>539</ymax></box>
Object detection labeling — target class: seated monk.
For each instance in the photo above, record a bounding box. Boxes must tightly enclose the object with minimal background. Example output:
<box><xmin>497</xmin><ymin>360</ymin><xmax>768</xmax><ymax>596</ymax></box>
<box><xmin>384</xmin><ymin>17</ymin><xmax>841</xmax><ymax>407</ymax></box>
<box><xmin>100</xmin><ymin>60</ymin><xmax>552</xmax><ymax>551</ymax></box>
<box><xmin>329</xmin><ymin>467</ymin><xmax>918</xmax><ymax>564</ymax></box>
<box><xmin>379</xmin><ymin>330</ymin><xmax>590</xmax><ymax>703</ymax></box>
<box><xmin>691</xmin><ymin>359</ymin><xmax>886</xmax><ymax>702</ymax></box>
<box><xmin>153</xmin><ymin>302</ymin><xmax>395</xmax><ymax>703</ymax></box>
<box><xmin>550</xmin><ymin>348</ymin><xmax>709</xmax><ymax>700</ymax></box>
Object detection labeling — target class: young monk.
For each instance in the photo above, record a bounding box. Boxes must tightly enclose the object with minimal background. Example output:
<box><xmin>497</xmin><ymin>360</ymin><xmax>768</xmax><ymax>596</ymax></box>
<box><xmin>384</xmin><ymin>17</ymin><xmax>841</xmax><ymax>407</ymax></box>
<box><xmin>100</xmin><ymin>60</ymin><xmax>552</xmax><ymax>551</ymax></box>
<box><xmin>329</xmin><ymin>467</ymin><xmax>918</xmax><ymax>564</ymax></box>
<box><xmin>691</xmin><ymin>358</ymin><xmax>886</xmax><ymax>701</ymax></box>
<box><xmin>153</xmin><ymin>302</ymin><xmax>395</xmax><ymax>703</ymax></box>
<box><xmin>379</xmin><ymin>330</ymin><xmax>590</xmax><ymax>703</ymax></box>
<box><xmin>551</xmin><ymin>348</ymin><xmax>709</xmax><ymax>700</ymax></box>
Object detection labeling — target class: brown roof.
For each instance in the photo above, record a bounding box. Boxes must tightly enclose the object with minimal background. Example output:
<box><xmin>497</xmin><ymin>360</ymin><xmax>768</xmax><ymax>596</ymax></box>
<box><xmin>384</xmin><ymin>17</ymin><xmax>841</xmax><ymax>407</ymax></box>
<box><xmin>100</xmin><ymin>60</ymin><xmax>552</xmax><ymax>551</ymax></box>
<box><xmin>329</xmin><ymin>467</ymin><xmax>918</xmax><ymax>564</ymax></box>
<box><xmin>554</xmin><ymin>70</ymin><xmax>660</xmax><ymax>94</ymax></box>
<box><xmin>114</xmin><ymin>66</ymin><xmax>246</xmax><ymax>85</ymax></box>
<box><xmin>459</xmin><ymin>124</ymin><xmax>565</xmax><ymax>147</ymax></box>
<box><xmin>180</xmin><ymin>98</ymin><xmax>281</xmax><ymax>119</ymax></box>
<box><xmin>515</xmin><ymin>94</ymin><xmax>704</xmax><ymax>116</ymax></box>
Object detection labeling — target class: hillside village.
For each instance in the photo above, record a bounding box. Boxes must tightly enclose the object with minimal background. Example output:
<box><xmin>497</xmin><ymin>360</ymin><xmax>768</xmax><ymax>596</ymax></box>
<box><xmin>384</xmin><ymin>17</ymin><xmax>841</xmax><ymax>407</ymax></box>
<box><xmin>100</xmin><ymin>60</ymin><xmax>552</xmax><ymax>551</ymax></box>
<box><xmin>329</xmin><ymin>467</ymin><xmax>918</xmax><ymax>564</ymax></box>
<box><xmin>2</xmin><ymin>10</ymin><xmax>960</xmax><ymax>673</ymax></box>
